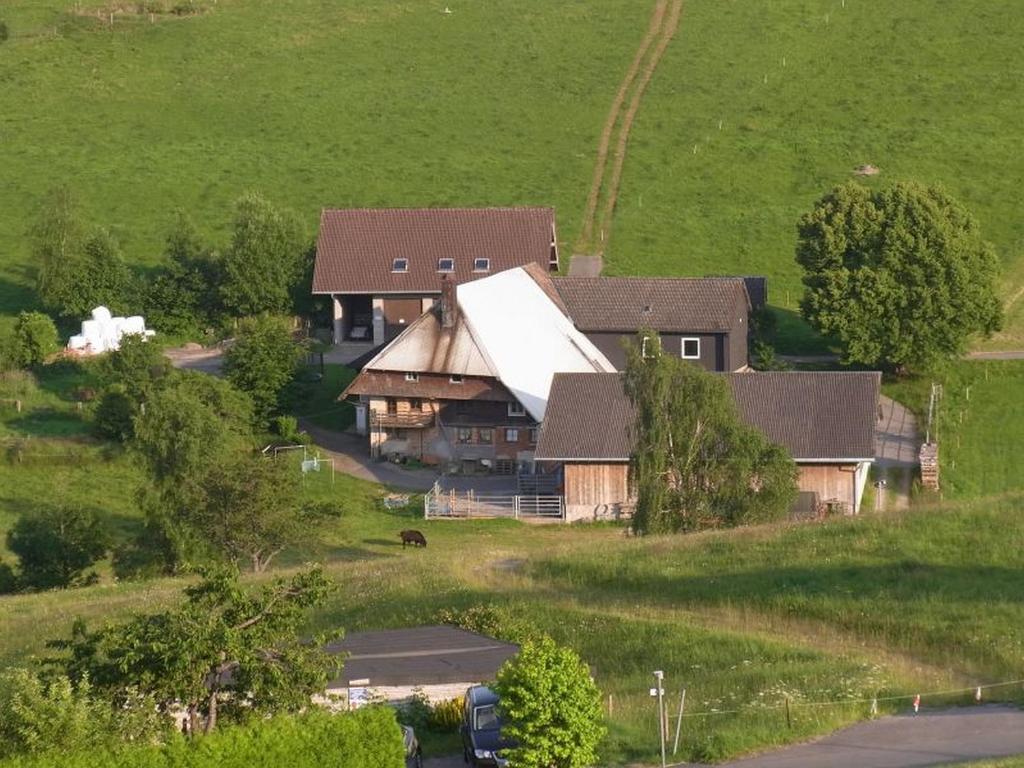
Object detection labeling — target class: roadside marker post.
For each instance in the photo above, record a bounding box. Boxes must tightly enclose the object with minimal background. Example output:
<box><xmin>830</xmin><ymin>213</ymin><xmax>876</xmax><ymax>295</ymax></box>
<box><xmin>652</xmin><ymin>670</ymin><xmax>666</xmax><ymax>768</ymax></box>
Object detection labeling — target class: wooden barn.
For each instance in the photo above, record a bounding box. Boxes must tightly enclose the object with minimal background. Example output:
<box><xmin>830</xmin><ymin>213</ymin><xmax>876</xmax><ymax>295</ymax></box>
<box><xmin>534</xmin><ymin>371</ymin><xmax>880</xmax><ymax>521</ymax></box>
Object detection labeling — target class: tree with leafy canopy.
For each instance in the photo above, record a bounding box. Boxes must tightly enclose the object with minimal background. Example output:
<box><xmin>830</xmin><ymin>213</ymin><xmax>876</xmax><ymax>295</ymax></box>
<box><xmin>12</xmin><ymin>311</ymin><xmax>59</xmax><ymax>367</ymax></box>
<box><xmin>183</xmin><ymin>454</ymin><xmax>305</xmax><ymax>572</ymax></box>
<box><xmin>220</xmin><ymin>193</ymin><xmax>307</xmax><ymax>317</ymax></box>
<box><xmin>224</xmin><ymin>315</ymin><xmax>303</xmax><ymax>421</ymax></box>
<box><xmin>94</xmin><ymin>333</ymin><xmax>171</xmax><ymax>442</ymax></box>
<box><xmin>6</xmin><ymin>505</ymin><xmax>108</xmax><ymax>590</ymax></box>
<box><xmin>493</xmin><ymin>636</ymin><xmax>605</xmax><ymax>768</ymax></box>
<box><xmin>49</xmin><ymin>565</ymin><xmax>342</xmax><ymax>735</ymax></box>
<box><xmin>796</xmin><ymin>181</ymin><xmax>1002</xmax><ymax>372</ymax></box>
<box><xmin>32</xmin><ymin>189</ymin><xmax>133</xmax><ymax>318</ymax></box>
<box><xmin>145</xmin><ymin>212</ymin><xmax>223</xmax><ymax>337</ymax></box>
<box><xmin>624</xmin><ymin>333</ymin><xmax>798</xmax><ymax>535</ymax></box>
<box><xmin>132</xmin><ymin>370</ymin><xmax>255</xmax><ymax>483</ymax></box>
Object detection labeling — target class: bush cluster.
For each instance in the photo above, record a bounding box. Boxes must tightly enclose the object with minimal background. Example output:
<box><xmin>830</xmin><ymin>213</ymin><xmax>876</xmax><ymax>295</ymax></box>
<box><xmin>0</xmin><ymin>707</ymin><xmax>405</xmax><ymax>768</ymax></box>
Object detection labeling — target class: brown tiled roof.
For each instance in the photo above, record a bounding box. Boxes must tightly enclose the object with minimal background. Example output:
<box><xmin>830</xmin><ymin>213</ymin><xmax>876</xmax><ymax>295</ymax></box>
<box><xmin>342</xmin><ymin>370</ymin><xmax>514</xmax><ymax>402</ymax></box>
<box><xmin>553</xmin><ymin>277</ymin><xmax>749</xmax><ymax>333</ymax></box>
<box><xmin>535</xmin><ymin>371</ymin><xmax>880</xmax><ymax>461</ymax></box>
<box><xmin>312</xmin><ymin>207</ymin><xmax>556</xmax><ymax>294</ymax></box>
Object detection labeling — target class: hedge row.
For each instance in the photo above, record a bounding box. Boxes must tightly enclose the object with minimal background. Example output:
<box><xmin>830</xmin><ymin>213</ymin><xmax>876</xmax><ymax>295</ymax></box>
<box><xmin>1</xmin><ymin>707</ymin><xmax>405</xmax><ymax>768</ymax></box>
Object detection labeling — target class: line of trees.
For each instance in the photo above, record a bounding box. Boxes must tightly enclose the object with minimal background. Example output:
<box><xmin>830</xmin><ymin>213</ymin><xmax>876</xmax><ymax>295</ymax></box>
<box><xmin>30</xmin><ymin>188</ymin><xmax>319</xmax><ymax>337</ymax></box>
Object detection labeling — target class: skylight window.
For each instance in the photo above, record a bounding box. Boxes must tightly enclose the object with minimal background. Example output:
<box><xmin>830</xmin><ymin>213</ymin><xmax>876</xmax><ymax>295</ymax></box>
<box><xmin>473</xmin><ymin>258</ymin><xmax>491</xmax><ymax>272</ymax></box>
<box><xmin>392</xmin><ymin>258</ymin><xmax>408</xmax><ymax>273</ymax></box>
<box><xmin>437</xmin><ymin>258</ymin><xmax>455</xmax><ymax>272</ymax></box>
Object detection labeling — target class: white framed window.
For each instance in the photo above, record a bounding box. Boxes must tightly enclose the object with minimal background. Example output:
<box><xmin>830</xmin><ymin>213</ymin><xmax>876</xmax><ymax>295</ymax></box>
<box><xmin>405</xmin><ymin>372</ymin><xmax>419</xmax><ymax>382</ymax></box>
<box><xmin>529</xmin><ymin>428</ymin><xmax>539</xmax><ymax>444</ymax></box>
<box><xmin>641</xmin><ymin>335</ymin><xmax>657</xmax><ymax>359</ymax></box>
<box><xmin>473</xmin><ymin>257</ymin><xmax>490</xmax><ymax>272</ymax></box>
<box><xmin>449</xmin><ymin>374</ymin><xmax>464</xmax><ymax>384</ymax></box>
<box><xmin>504</xmin><ymin>428</ymin><xmax>519</xmax><ymax>443</ymax></box>
<box><xmin>437</xmin><ymin>258</ymin><xmax>454</xmax><ymax>272</ymax></box>
<box><xmin>681</xmin><ymin>337</ymin><xmax>701</xmax><ymax>359</ymax></box>
<box><xmin>392</xmin><ymin>258</ymin><xmax>408</xmax><ymax>272</ymax></box>
<box><xmin>507</xmin><ymin>401</ymin><xmax>525</xmax><ymax>417</ymax></box>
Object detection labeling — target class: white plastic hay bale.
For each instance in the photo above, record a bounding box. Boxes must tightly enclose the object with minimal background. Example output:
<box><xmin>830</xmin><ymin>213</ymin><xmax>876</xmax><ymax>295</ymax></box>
<box><xmin>123</xmin><ymin>316</ymin><xmax>145</xmax><ymax>335</ymax></box>
<box><xmin>91</xmin><ymin>306</ymin><xmax>112</xmax><ymax>323</ymax></box>
<box><xmin>81</xmin><ymin>319</ymin><xmax>102</xmax><ymax>339</ymax></box>
<box><xmin>67</xmin><ymin>335</ymin><xmax>88</xmax><ymax>350</ymax></box>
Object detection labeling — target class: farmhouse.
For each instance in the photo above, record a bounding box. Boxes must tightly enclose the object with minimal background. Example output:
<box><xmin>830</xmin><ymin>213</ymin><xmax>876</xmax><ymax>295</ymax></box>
<box><xmin>323</xmin><ymin>625</ymin><xmax>518</xmax><ymax>706</ymax></box>
<box><xmin>553</xmin><ymin>276</ymin><xmax>756</xmax><ymax>371</ymax></box>
<box><xmin>311</xmin><ymin>207</ymin><xmax>559</xmax><ymax>345</ymax></box>
<box><xmin>535</xmin><ymin>371</ymin><xmax>880</xmax><ymax>521</ymax></box>
<box><xmin>341</xmin><ymin>265</ymin><xmax>615</xmax><ymax>472</ymax></box>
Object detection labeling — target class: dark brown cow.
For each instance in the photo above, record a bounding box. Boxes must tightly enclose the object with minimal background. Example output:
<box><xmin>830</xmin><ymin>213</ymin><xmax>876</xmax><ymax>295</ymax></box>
<box><xmin>399</xmin><ymin>529</ymin><xmax>427</xmax><ymax>548</ymax></box>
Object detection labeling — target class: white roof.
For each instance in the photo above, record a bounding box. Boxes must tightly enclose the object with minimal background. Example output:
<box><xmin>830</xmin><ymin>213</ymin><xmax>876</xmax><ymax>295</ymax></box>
<box><xmin>365</xmin><ymin>309</ymin><xmax>494</xmax><ymax>377</ymax></box>
<box><xmin>457</xmin><ymin>268</ymin><xmax>615</xmax><ymax>420</ymax></box>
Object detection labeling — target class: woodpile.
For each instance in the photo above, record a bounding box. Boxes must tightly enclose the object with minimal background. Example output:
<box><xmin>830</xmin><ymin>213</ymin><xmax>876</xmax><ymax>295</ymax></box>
<box><xmin>919</xmin><ymin>442</ymin><xmax>939</xmax><ymax>490</ymax></box>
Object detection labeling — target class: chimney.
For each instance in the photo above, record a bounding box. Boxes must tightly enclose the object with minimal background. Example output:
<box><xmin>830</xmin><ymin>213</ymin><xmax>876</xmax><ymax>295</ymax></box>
<box><xmin>440</xmin><ymin>274</ymin><xmax>457</xmax><ymax>329</ymax></box>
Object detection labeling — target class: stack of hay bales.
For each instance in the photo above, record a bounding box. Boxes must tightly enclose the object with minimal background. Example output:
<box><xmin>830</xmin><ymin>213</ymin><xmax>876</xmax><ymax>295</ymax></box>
<box><xmin>66</xmin><ymin>306</ymin><xmax>155</xmax><ymax>356</ymax></box>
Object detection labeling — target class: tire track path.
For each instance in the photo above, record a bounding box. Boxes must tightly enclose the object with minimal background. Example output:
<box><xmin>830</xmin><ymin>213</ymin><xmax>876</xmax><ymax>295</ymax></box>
<box><xmin>577</xmin><ymin>0</ymin><xmax>684</xmax><ymax>254</ymax></box>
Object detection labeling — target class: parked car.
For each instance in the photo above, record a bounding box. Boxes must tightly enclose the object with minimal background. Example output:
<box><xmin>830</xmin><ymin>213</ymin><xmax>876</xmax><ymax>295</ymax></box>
<box><xmin>460</xmin><ymin>685</ymin><xmax>513</xmax><ymax>767</ymax></box>
<box><xmin>401</xmin><ymin>724</ymin><xmax>423</xmax><ymax>768</ymax></box>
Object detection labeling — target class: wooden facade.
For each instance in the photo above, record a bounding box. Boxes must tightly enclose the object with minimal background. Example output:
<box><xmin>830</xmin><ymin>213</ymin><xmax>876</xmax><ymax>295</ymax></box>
<box><xmin>560</xmin><ymin>460</ymin><xmax>871</xmax><ymax>520</ymax></box>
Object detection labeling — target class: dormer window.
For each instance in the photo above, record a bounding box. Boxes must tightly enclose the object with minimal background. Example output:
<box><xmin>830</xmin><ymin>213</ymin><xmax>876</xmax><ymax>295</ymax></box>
<box><xmin>508</xmin><ymin>401</ymin><xmax>525</xmax><ymax>417</ymax></box>
<box><xmin>449</xmin><ymin>374</ymin><xmax>464</xmax><ymax>384</ymax></box>
<box><xmin>473</xmin><ymin>258</ymin><xmax>490</xmax><ymax>272</ymax></box>
<box><xmin>392</xmin><ymin>258</ymin><xmax>408</xmax><ymax>273</ymax></box>
<box><xmin>437</xmin><ymin>258</ymin><xmax>454</xmax><ymax>273</ymax></box>
<box><xmin>405</xmin><ymin>372</ymin><xmax>419</xmax><ymax>382</ymax></box>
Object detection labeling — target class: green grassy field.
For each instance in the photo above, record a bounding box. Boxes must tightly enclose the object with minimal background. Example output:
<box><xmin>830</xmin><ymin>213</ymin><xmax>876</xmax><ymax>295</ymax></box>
<box><xmin>1</xmin><ymin>0</ymin><xmax>1022</xmax><ymax>351</ymax></box>
<box><xmin>884</xmin><ymin>360</ymin><xmax>1024</xmax><ymax>499</ymax></box>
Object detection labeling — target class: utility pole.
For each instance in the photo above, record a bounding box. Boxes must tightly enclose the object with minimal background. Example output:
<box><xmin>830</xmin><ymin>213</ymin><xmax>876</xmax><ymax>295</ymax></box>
<box><xmin>652</xmin><ymin>670</ymin><xmax>666</xmax><ymax>768</ymax></box>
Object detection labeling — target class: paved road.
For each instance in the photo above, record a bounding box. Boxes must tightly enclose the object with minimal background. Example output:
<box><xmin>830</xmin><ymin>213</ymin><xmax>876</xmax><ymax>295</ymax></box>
<box><xmin>674</xmin><ymin>706</ymin><xmax>1024</xmax><ymax>768</ymax></box>
<box><xmin>298</xmin><ymin>420</ymin><xmax>437</xmax><ymax>491</ymax></box>
<box><xmin>874</xmin><ymin>395</ymin><xmax>921</xmax><ymax>511</ymax></box>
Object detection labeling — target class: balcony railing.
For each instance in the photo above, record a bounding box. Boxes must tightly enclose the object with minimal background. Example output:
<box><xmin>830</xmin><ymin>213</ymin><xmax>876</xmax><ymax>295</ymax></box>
<box><xmin>371</xmin><ymin>411</ymin><xmax>435</xmax><ymax>429</ymax></box>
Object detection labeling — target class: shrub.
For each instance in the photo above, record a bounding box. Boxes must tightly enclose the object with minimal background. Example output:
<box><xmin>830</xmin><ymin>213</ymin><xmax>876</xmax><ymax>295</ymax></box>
<box><xmin>0</xmin><ymin>370</ymin><xmax>39</xmax><ymax>399</ymax></box>
<box><xmin>6</xmin><ymin>505</ymin><xmax>108</xmax><ymax>590</ymax></box>
<box><xmin>0</xmin><ymin>20</ymin><xmax>8</xmax><ymax>43</ymax></box>
<box><xmin>0</xmin><ymin>560</ymin><xmax>16</xmax><ymax>594</ymax></box>
<box><xmin>93</xmin><ymin>385</ymin><xmax>135</xmax><ymax>441</ymax></box>
<box><xmin>435</xmin><ymin>603</ymin><xmax>541</xmax><ymax>644</ymax></box>
<box><xmin>0</xmin><ymin>705</ymin><xmax>404</xmax><ymax>768</ymax></box>
<box><xmin>429</xmin><ymin>697</ymin><xmax>463</xmax><ymax>731</ymax></box>
<box><xmin>272</xmin><ymin>414</ymin><xmax>301</xmax><ymax>442</ymax></box>
<box><xmin>12</xmin><ymin>312</ymin><xmax>60</xmax><ymax>367</ymax></box>
<box><xmin>494</xmin><ymin>636</ymin><xmax>605</xmax><ymax>768</ymax></box>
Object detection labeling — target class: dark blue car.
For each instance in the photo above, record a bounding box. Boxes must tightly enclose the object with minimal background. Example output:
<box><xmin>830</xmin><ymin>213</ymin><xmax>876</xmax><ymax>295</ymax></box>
<box><xmin>460</xmin><ymin>685</ymin><xmax>513</xmax><ymax>767</ymax></box>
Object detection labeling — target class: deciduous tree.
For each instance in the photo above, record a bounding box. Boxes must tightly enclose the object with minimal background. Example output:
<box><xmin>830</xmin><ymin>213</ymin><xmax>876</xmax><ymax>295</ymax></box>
<box><xmin>796</xmin><ymin>181</ymin><xmax>1002</xmax><ymax>371</ymax></box>
<box><xmin>50</xmin><ymin>566</ymin><xmax>341</xmax><ymax>735</ymax></box>
<box><xmin>12</xmin><ymin>311</ymin><xmax>60</xmax><ymax>367</ymax></box>
<box><xmin>624</xmin><ymin>334</ymin><xmax>798</xmax><ymax>535</ymax></box>
<box><xmin>224</xmin><ymin>315</ymin><xmax>303</xmax><ymax>421</ymax></box>
<box><xmin>494</xmin><ymin>636</ymin><xmax>605</xmax><ymax>768</ymax></box>
<box><xmin>6</xmin><ymin>505</ymin><xmax>108</xmax><ymax>590</ymax></box>
<box><xmin>220</xmin><ymin>193</ymin><xmax>306</xmax><ymax>316</ymax></box>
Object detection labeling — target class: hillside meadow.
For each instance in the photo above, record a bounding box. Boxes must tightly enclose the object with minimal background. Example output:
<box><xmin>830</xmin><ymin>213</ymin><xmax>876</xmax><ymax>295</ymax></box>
<box><xmin>0</xmin><ymin>0</ymin><xmax>1022</xmax><ymax>350</ymax></box>
<box><xmin>1</xmin><ymin>358</ymin><xmax>1024</xmax><ymax>762</ymax></box>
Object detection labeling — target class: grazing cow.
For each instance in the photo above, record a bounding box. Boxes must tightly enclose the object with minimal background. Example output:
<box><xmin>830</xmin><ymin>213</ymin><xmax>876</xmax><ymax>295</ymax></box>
<box><xmin>399</xmin><ymin>529</ymin><xmax>427</xmax><ymax>548</ymax></box>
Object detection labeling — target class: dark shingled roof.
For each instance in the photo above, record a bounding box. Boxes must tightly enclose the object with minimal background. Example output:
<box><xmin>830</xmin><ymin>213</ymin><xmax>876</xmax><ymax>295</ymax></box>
<box><xmin>312</xmin><ymin>207</ymin><xmax>556</xmax><ymax>294</ymax></box>
<box><xmin>325</xmin><ymin>626</ymin><xmax>518</xmax><ymax>687</ymax></box>
<box><xmin>535</xmin><ymin>371</ymin><xmax>880</xmax><ymax>462</ymax></box>
<box><xmin>553</xmin><ymin>277</ymin><xmax>749</xmax><ymax>333</ymax></box>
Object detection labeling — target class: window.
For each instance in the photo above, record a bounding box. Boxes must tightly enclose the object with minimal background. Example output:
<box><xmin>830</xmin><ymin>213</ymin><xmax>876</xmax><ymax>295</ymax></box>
<box><xmin>437</xmin><ymin>258</ymin><xmax>454</xmax><ymax>272</ymax></box>
<box><xmin>681</xmin><ymin>337</ymin><xmax>701</xmax><ymax>359</ymax></box>
<box><xmin>391</xmin><ymin>258</ymin><xmax>408</xmax><ymax>272</ymax></box>
<box><xmin>504</xmin><ymin>428</ymin><xmax>519</xmax><ymax>443</ymax></box>
<box><xmin>457</xmin><ymin>427</ymin><xmax>472</xmax><ymax>444</ymax></box>
<box><xmin>449</xmin><ymin>375</ymin><xmax>464</xmax><ymax>384</ymax></box>
<box><xmin>405</xmin><ymin>372</ymin><xmax>419</xmax><ymax>382</ymax></box>
<box><xmin>473</xmin><ymin>257</ymin><xmax>490</xmax><ymax>272</ymax></box>
<box><xmin>507</xmin><ymin>401</ymin><xmax>525</xmax><ymax>417</ymax></box>
<box><xmin>474</xmin><ymin>705</ymin><xmax>500</xmax><ymax>731</ymax></box>
<box><xmin>529</xmin><ymin>428</ymin><xmax>539</xmax><ymax>444</ymax></box>
<box><xmin>386</xmin><ymin>399</ymin><xmax>397</xmax><ymax>415</ymax></box>
<box><xmin>478</xmin><ymin>428</ymin><xmax>493</xmax><ymax>443</ymax></box>
<box><xmin>641</xmin><ymin>335</ymin><xmax>656</xmax><ymax>359</ymax></box>
<box><xmin>410</xmin><ymin>398</ymin><xmax>423</xmax><ymax>412</ymax></box>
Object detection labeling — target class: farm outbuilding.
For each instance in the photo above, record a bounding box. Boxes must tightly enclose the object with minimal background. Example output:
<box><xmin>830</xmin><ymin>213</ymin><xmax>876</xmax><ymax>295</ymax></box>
<box><xmin>535</xmin><ymin>371</ymin><xmax>880</xmax><ymax>520</ymax></box>
<box><xmin>322</xmin><ymin>625</ymin><xmax>518</xmax><ymax>707</ymax></box>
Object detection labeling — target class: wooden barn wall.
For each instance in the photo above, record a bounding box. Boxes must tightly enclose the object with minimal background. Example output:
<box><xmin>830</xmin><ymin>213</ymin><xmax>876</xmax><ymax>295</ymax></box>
<box><xmin>797</xmin><ymin>464</ymin><xmax>857</xmax><ymax>508</ymax></box>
